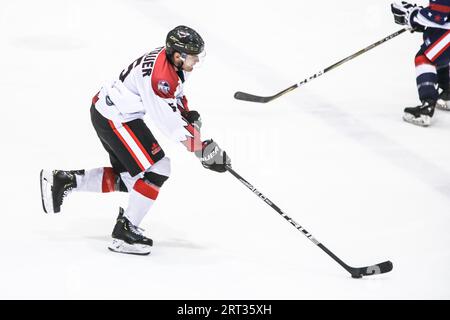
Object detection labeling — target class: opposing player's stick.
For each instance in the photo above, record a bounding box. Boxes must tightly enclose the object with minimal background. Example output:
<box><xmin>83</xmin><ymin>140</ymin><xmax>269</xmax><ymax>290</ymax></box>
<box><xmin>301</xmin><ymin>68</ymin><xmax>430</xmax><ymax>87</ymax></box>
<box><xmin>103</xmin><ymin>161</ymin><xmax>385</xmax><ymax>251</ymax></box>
<box><xmin>234</xmin><ymin>28</ymin><xmax>408</xmax><ymax>103</ymax></box>
<box><xmin>226</xmin><ymin>165</ymin><xmax>393</xmax><ymax>278</ymax></box>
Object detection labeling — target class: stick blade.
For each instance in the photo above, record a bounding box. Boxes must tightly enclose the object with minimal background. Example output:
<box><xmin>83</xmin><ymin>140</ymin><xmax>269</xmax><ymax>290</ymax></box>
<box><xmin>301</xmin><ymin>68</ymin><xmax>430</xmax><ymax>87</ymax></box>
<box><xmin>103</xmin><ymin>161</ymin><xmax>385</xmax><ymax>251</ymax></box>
<box><xmin>350</xmin><ymin>261</ymin><xmax>393</xmax><ymax>278</ymax></box>
<box><xmin>234</xmin><ymin>91</ymin><xmax>273</xmax><ymax>103</ymax></box>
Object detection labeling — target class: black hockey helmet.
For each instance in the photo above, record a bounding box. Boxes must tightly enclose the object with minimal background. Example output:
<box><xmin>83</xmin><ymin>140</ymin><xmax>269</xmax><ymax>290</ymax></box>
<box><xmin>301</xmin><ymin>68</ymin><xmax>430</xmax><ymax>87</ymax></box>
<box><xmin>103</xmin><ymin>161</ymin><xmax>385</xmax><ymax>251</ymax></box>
<box><xmin>166</xmin><ymin>25</ymin><xmax>205</xmax><ymax>56</ymax></box>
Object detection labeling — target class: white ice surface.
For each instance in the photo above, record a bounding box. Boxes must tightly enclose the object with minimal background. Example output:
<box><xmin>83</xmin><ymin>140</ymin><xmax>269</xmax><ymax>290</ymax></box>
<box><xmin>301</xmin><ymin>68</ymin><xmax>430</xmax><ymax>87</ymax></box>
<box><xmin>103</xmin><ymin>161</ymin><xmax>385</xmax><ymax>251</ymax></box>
<box><xmin>0</xmin><ymin>0</ymin><xmax>449</xmax><ymax>299</ymax></box>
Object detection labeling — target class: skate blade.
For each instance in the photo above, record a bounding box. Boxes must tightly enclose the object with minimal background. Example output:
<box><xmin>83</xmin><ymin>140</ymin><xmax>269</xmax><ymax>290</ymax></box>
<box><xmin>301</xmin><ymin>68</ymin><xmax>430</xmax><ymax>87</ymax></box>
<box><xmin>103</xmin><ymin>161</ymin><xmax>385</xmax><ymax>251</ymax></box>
<box><xmin>402</xmin><ymin>113</ymin><xmax>431</xmax><ymax>127</ymax></box>
<box><xmin>108</xmin><ymin>239</ymin><xmax>151</xmax><ymax>256</ymax></box>
<box><xmin>40</xmin><ymin>170</ymin><xmax>54</xmax><ymax>214</ymax></box>
<box><xmin>436</xmin><ymin>99</ymin><xmax>450</xmax><ymax>111</ymax></box>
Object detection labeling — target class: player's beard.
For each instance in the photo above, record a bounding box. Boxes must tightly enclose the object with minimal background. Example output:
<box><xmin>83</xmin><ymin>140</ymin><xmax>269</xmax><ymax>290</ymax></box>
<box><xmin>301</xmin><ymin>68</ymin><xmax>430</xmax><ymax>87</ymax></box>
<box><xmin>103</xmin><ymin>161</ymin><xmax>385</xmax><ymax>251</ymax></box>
<box><xmin>183</xmin><ymin>64</ymin><xmax>194</xmax><ymax>72</ymax></box>
<box><xmin>176</xmin><ymin>60</ymin><xmax>184</xmax><ymax>70</ymax></box>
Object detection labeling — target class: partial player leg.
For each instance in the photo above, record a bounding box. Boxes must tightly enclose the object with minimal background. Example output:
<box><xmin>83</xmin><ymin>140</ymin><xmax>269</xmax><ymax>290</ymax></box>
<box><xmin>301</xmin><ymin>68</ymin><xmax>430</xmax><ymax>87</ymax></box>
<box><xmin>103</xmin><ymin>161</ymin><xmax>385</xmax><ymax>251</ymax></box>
<box><xmin>436</xmin><ymin>63</ymin><xmax>450</xmax><ymax>110</ymax></box>
<box><xmin>40</xmin><ymin>167</ymin><xmax>128</xmax><ymax>213</ymax></box>
<box><xmin>403</xmin><ymin>54</ymin><xmax>438</xmax><ymax>127</ymax></box>
<box><xmin>108</xmin><ymin>157</ymin><xmax>171</xmax><ymax>255</ymax></box>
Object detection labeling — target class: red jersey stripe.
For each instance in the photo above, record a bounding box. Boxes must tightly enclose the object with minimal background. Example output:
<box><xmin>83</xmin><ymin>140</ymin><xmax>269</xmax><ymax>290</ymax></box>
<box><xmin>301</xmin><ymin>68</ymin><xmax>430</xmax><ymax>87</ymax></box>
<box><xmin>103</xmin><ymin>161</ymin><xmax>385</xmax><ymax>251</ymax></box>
<box><xmin>123</xmin><ymin>124</ymin><xmax>155</xmax><ymax>166</ymax></box>
<box><xmin>424</xmin><ymin>29</ymin><xmax>450</xmax><ymax>59</ymax></box>
<box><xmin>430</xmin><ymin>4</ymin><xmax>450</xmax><ymax>13</ymax></box>
<box><xmin>108</xmin><ymin>120</ymin><xmax>145</xmax><ymax>171</ymax></box>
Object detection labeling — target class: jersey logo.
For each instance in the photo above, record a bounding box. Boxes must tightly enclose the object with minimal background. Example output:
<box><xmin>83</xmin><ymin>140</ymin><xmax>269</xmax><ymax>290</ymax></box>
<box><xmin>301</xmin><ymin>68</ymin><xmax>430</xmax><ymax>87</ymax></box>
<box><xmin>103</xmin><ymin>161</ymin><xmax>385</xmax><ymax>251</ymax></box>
<box><xmin>105</xmin><ymin>95</ymin><xmax>114</xmax><ymax>106</ymax></box>
<box><xmin>151</xmin><ymin>143</ymin><xmax>161</xmax><ymax>155</ymax></box>
<box><xmin>158</xmin><ymin>80</ymin><xmax>171</xmax><ymax>94</ymax></box>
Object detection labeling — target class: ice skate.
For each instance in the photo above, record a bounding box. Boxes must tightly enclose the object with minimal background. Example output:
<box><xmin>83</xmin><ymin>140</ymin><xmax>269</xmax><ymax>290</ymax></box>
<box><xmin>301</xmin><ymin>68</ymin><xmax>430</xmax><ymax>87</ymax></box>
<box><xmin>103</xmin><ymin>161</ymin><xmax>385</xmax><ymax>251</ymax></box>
<box><xmin>108</xmin><ymin>208</ymin><xmax>153</xmax><ymax>255</ymax></box>
<box><xmin>403</xmin><ymin>100</ymin><xmax>435</xmax><ymax>127</ymax></box>
<box><xmin>436</xmin><ymin>89</ymin><xmax>450</xmax><ymax>110</ymax></box>
<box><xmin>40</xmin><ymin>169</ymin><xmax>82</xmax><ymax>213</ymax></box>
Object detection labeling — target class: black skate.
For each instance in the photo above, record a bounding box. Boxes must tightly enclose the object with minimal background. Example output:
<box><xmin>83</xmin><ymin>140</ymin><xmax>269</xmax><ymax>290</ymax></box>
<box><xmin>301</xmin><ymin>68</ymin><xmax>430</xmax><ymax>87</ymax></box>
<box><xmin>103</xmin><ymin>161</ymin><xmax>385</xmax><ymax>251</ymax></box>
<box><xmin>108</xmin><ymin>208</ymin><xmax>153</xmax><ymax>255</ymax></box>
<box><xmin>403</xmin><ymin>100</ymin><xmax>435</xmax><ymax>127</ymax></box>
<box><xmin>436</xmin><ymin>89</ymin><xmax>450</xmax><ymax>110</ymax></box>
<box><xmin>40</xmin><ymin>169</ymin><xmax>83</xmax><ymax>213</ymax></box>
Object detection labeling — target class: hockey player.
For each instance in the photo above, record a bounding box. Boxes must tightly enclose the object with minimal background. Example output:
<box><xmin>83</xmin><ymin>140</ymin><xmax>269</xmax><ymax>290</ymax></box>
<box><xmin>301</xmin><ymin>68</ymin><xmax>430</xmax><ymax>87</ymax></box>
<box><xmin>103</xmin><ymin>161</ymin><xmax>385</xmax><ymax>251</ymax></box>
<box><xmin>391</xmin><ymin>0</ymin><xmax>450</xmax><ymax>126</ymax></box>
<box><xmin>40</xmin><ymin>26</ymin><xmax>231</xmax><ymax>255</ymax></box>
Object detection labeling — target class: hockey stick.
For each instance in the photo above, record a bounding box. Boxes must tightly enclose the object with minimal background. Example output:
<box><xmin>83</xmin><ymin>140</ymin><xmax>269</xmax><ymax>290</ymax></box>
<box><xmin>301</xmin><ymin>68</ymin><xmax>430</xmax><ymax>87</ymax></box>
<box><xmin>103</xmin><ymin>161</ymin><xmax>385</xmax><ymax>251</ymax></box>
<box><xmin>225</xmin><ymin>165</ymin><xmax>393</xmax><ymax>278</ymax></box>
<box><xmin>234</xmin><ymin>28</ymin><xmax>408</xmax><ymax>103</ymax></box>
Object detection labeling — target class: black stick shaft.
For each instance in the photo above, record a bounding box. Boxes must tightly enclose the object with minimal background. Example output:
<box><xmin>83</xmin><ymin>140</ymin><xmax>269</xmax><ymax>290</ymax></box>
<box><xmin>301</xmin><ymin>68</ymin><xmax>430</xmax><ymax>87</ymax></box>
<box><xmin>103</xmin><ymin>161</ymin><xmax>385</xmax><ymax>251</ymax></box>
<box><xmin>235</xmin><ymin>28</ymin><xmax>407</xmax><ymax>103</ymax></box>
<box><xmin>296</xmin><ymin>28</ymin><xmax>408</xmax><ymax>88</ymax></box>
<box><xmin>226</xmin><ymin>165</ymin><xmax>353</xmax><ymax>273</ymax></box>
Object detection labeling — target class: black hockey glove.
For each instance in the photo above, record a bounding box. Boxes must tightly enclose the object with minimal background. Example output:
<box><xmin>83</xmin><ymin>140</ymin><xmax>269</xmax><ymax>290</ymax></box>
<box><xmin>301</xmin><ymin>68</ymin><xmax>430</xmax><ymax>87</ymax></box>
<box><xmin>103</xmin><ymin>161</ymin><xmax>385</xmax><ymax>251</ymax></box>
<box><xmin>195</xmin><ymin>139</ymin><xmax>231</xmax><ymax>173</ymax></box>
<box><xmin>391</xmin><ymin>2</ymin><xmax>415</xmax><ymax>25</ymax></box>
<box><xmin>182</xmin><ymin>110</ymin><xmax>202</xmax><ymax>130</ymax></box>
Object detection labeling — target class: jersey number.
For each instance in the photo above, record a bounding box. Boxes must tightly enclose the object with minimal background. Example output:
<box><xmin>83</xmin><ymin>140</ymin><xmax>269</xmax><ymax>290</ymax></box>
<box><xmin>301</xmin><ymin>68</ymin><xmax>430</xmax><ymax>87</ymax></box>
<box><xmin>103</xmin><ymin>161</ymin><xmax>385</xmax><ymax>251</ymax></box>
<box><xmin>119</xmin><ymin>56</ymin><xmax>144</xmax><ymax>82</ymax></box>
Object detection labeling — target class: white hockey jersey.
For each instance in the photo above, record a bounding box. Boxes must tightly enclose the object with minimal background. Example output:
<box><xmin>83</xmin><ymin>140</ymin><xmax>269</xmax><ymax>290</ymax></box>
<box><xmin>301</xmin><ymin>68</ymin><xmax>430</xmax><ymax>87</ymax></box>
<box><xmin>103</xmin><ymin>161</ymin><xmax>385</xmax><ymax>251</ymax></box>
<box><xmin>93</xmin><ymin>46</ymin><xmax>202</xmax><ymax>152</ymax></box>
